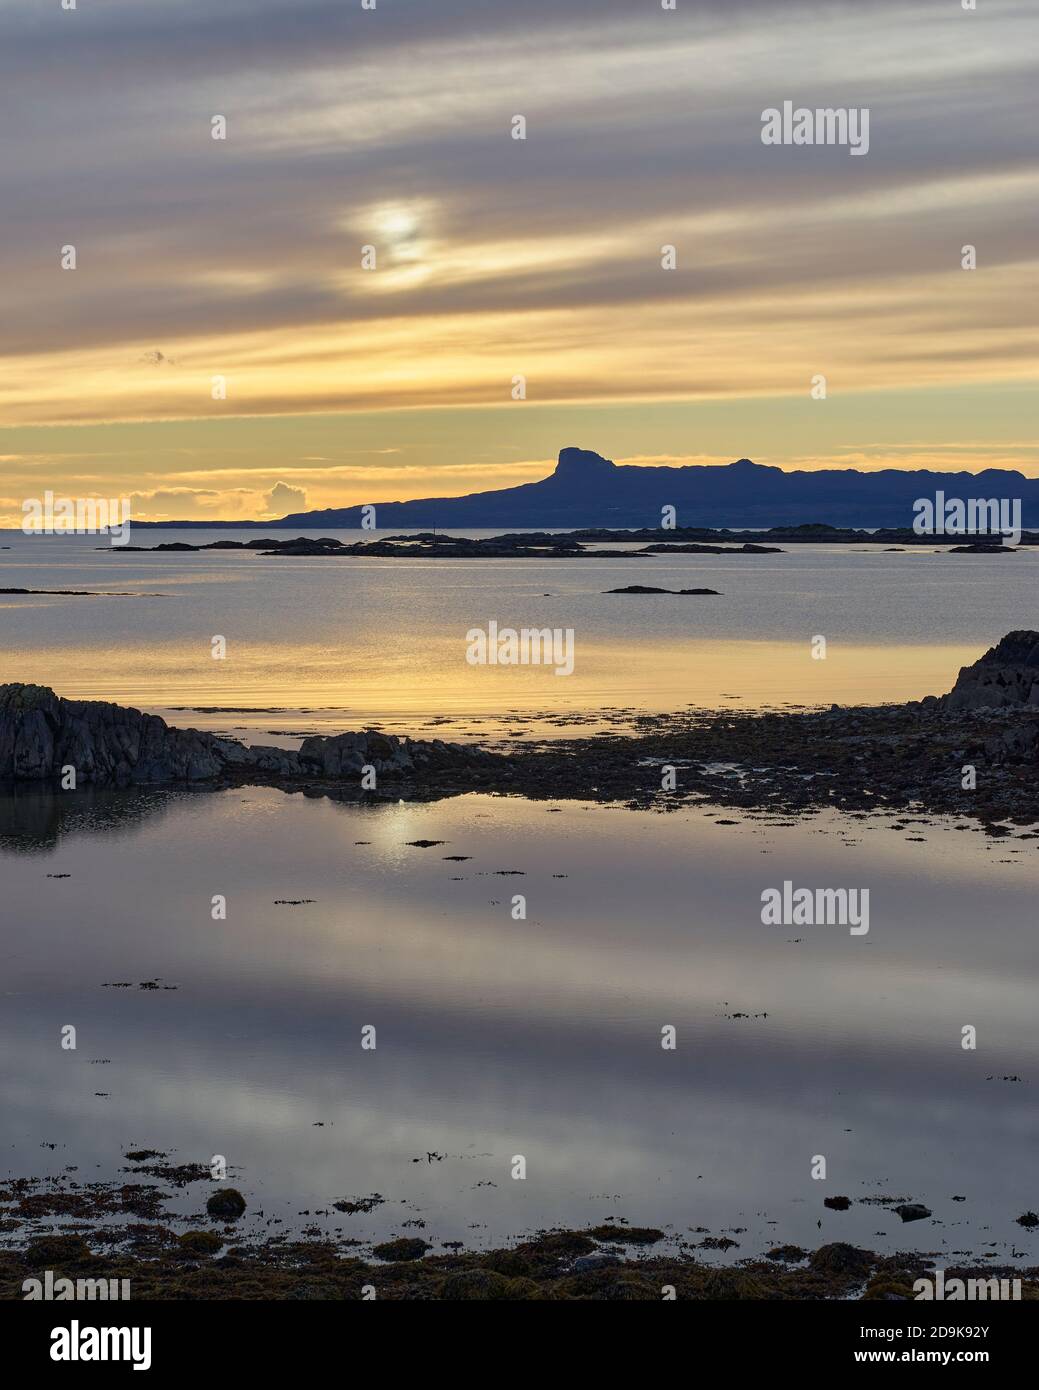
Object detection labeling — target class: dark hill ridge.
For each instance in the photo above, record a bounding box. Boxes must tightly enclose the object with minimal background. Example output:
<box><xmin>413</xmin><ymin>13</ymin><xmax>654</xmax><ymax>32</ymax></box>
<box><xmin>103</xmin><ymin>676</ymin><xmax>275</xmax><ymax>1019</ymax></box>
<box><xmin>126</xmin><ymin>447</ymin><xmax>1039</xmax><ymax>530</ymax></box>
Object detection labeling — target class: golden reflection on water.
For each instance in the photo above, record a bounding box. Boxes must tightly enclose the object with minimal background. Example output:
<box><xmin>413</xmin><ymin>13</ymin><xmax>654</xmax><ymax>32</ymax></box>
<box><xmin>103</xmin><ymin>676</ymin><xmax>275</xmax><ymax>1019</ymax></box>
<box><xmin>2</xmin><ymin>637</ymin><xmax>978</xmax><ymax>738</ymax></box>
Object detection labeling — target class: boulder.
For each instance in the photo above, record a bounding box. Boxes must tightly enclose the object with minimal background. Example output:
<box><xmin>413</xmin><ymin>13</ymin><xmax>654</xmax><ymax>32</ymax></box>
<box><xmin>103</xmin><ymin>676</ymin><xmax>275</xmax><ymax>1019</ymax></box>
<box><xmin>893</xmin><ymin>1203</ymin><xmax>931</xmax><ymax>1223</ymax></box>
<box><xmin>206</xmin><ymin>1188</ymin><xmax>246</xmax><ymax>1220</ymax></box>
<box><xmin>297</xmin><ymin>729</ymin><xmax>492</xmax><ymax>777</ymax></box>
<box><xmin>299</xmin><ymin>731</ymin><xmax>410</xmax><ymax>776</ymax></box>
<box><xmin>809</xmin><ymin>1242</ymin><xmax>873</xmax><ymax>1277</ymax></box>
<box><xmin>372</xmin><ymin>1237</ymin><xmax>429</xmax><ymax>1262</ymax></box>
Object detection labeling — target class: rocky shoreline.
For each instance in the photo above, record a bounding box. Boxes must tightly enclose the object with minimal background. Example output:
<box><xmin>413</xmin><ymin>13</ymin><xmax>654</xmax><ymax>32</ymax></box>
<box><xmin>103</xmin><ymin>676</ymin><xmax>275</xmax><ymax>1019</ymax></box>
<box><xmin>2</xmin><ymin>633</ymin><xmax>1038</xmax><ymax>827</ymax></box>
<box><xmin>4</xmin><ymin>1240</ymin><xmax>1035</xmax><ymax>1302</ymax></box>
<box><xmin>2</xmin><ymin>1179</ymin><xmax>1035</xmax><ymax>1301</ymax></box>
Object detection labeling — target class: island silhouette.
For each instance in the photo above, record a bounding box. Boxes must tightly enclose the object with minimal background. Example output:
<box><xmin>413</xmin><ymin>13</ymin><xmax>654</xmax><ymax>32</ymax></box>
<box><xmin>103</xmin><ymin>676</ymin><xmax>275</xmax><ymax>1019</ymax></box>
<box><xmin>127</xmin><ymin>447</ymin><xmax>1039</xmax><ymax>531</ymax></box>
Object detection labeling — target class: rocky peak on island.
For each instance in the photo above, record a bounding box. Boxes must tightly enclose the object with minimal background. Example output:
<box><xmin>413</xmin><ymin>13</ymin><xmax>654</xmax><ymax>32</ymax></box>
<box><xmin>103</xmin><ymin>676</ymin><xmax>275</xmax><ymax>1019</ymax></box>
<box><xmin>551</xmin><ymin>447</ymin><xmax>618</xmax><ymax>482</ymax></box>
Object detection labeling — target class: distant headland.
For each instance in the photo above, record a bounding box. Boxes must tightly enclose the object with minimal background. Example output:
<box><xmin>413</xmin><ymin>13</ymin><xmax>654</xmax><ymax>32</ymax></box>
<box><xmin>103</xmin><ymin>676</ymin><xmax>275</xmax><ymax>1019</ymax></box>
<box><xmin>125</xmin><ymin>447</ymin><xmax>1039</xmax><ymax>531</ymax></box>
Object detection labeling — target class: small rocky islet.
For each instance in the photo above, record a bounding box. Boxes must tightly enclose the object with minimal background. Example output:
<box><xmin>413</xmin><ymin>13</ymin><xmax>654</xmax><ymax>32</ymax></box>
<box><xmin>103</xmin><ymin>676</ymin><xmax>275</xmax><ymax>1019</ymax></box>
<box><xmin>604</xmin><ymin>585</ymin><xmax>721</xmax><ymax>595</ymax></box>
<box><xmin>100</xmin><ymin>530</ymin><xmax>786</xmax><ymax>559</ymax></box>
<box><xmin>102</xmin><ymin>533</ymin><xmax>778</xmax><ymax>560</ymax></box>
<box><xmin>97</xmin><ymin>518</ymin><xmax>1037</xmax><ymax>558</ymax></box>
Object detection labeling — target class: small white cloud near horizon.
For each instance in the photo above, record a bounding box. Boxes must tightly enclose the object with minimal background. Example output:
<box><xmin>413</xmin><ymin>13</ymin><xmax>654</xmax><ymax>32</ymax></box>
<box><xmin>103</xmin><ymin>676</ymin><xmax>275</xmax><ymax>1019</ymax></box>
<box><xmin>266</xmin><ymin>480</ymin><xmax>307</xmax><ymax>515</ymax></box>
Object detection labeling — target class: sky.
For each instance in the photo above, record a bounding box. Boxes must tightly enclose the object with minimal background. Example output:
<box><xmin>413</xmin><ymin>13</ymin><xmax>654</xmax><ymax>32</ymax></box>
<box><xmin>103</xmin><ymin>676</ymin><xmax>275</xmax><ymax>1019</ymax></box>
<box><xmin>1</xmin><ymin>0</ymin><xmax>1037</xmax><ymax>523</ymax></box>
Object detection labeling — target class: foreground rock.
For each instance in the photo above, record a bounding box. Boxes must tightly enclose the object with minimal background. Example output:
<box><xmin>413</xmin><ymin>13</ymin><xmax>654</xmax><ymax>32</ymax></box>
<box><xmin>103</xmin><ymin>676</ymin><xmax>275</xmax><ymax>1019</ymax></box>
<box><xmin>0</xmin><ymin>684</ymin><xmax>500</xmax><ymax>786</ymax></box>
<box><xmin>939</xmin><ymin>631</ymin><xmax>1039</xmax><ymax>712</ymax></box>
<box><xmin>206</xmin><ymin>1189</ymin><xmax>246</xmax><ymax>1220</ymax></box>
<box><xmin>893</xmin><ymin>1203</ymin><xmax>931</xmax><ymax>1223</ymax></box>
<box><xmin>0</xmin><ymin>1159</ymin><xmax>1031</xmax><ymax>1300</ymax></box>
<box><xmin>1</xmin><ymin>1216</ymin><xmax>1035</xmax><ymax>1300</ymax></box>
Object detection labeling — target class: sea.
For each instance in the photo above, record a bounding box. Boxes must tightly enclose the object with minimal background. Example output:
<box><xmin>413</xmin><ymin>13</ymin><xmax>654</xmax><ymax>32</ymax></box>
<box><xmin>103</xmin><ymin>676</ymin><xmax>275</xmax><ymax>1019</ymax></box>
<box><xmin>1</xmin><ymin>530</ymin><xmax>1036</xmax><ymax>1262</ymax></box>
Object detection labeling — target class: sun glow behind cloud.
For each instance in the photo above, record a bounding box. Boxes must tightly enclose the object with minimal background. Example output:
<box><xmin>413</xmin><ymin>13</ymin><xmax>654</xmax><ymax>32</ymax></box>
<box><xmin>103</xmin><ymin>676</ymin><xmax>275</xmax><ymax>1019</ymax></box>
<box><xmin>0</xmin><ymin>0</ymin><xmax>1037</xmax><ymax>519</ymax></box>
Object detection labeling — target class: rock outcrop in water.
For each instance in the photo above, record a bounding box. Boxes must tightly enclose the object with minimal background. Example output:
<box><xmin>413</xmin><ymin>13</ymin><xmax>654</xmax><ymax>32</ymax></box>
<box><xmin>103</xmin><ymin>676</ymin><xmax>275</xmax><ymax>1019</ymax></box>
<box><xmin>938</xmin><ymin>631</ymin><xmax>1039</xmax><ymax>712</ymax></box>
<box><xmin>0</xmin><ymin>685</ymin><xmax>229</xmax><ymax>782</ymax></box>
<box><xmin>0</xmin><ymin>684</ymin><xmax>496</xmax><ymax>785</ymax></box>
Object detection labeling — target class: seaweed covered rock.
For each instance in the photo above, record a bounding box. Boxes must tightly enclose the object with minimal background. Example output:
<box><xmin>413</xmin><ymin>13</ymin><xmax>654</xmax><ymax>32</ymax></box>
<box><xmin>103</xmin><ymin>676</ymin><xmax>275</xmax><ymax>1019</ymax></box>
<box><xmin>437</xmin><ymin>1269</ymin><xmax>538</xmax><ymax>1300</ymax></box>
<box><xmin>602</xmin><ymin>1274</ymin><xmax>660</xmax><ymax>1299</ymax></box>
<box><xmin>206</xmin><ymin>1188</ymin><xmax>246</xmax><ymax>1220</ymax></box>
<box><xmin>893</xmin><ymin>1203</ymin><xmax>931</xmax><ymax>1223</ymax></box>
<box><xmin>178</xmin><ymin>1230</ymin><xmax>224</xmax><ymax>1255</ymax></box>
<box><xmin>23</xmin><ymin>1234</ymin><xmax>92</xmax><ymax>1268</ymax></box>
<box><xmin>586</xmin><ymin>1224</ymin><xmax>665</xmax><ymax>1244</ymax></box>
<box><xmin>697</xmin><ymin>1269</ymin><xmax>769</xmax><ymax>1299</ymax></box>
<box><xmin>517</xmin><ymin>1229</ymin><xmax>597</xmax><ymax>1262</ymax></box>
<box><xmin>862</xmin><ymin>1272</ymin><xmax>916</xmax><ymax>1301</ymax></box>
<box><xmin>371</xmin><ymin>1237</ymin><xmax>429</xmax><ymax>1262</ymax></box>
<box><xmin>809</xmin><ymin>1243</ymin><xmax>874</xmax><ymax>1278</ymax></box>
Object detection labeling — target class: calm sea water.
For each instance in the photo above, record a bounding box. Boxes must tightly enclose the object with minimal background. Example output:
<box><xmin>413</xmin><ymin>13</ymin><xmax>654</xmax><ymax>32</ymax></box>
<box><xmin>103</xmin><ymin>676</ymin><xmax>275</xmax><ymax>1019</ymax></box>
<box><xmin>2</xmin><ymin>531</ymin><xmax>1037</xmax><ymax>1264</ymax></box>
<box><xmin>2</xmin><ymin>529</ymin><xmax>1036</xmax><ymax>741</ymax></box>
<box><xmin>1</xmin><ymin>788</ymin><xmax>1036</xmax><ymax>1261</ymax></box>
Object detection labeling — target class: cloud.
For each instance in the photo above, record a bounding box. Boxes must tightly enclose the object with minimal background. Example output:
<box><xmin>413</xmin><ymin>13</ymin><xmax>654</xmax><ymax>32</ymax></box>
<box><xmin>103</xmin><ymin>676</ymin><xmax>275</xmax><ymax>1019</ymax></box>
<box><xmin>265</xmin><ymin>481</ymin><xmax>307</xmax><ymax>515</ymax></box>
<box><xmin>1</xmin><ymin>0</ymin><xmax>1037</xmax><ymax>502</ymax></box>
<box><xmin>2</xmin><ymin>1</ymin><xmax>1035</xmax><ymax>377</ymax></box>
<box><xmin>126</xmin><ymin>487</ymin><xmax>257</xmax><ymax>520</ymax></box>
